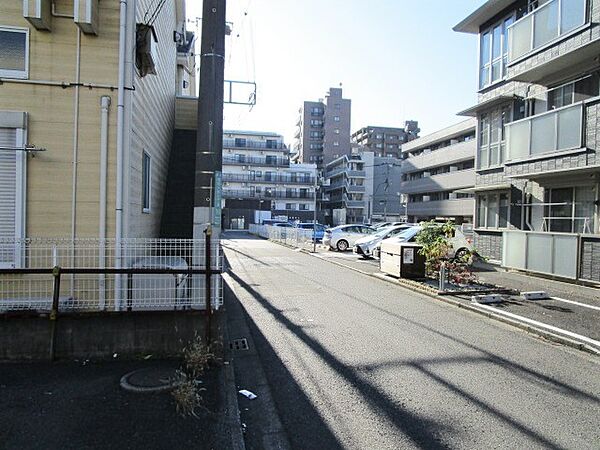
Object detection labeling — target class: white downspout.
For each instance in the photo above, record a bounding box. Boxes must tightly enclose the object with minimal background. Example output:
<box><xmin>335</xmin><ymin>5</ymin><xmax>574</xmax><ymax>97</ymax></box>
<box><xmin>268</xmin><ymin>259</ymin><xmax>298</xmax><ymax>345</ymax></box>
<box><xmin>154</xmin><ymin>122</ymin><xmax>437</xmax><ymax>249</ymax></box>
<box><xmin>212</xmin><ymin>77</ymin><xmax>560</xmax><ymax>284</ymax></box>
<box><xmin>70</xmin><ymin>28</ymin><xmax>82</xmax><ymax>295</ymax></box>
<box><xmin>99</xmin><ymin>96</ymin><xmax>111</xmax><ymax>309</ymax></box>
<box><xmin>115</xmin><ymin>0</ymin><xmax>128</xmax><ymax>310</ymax></box>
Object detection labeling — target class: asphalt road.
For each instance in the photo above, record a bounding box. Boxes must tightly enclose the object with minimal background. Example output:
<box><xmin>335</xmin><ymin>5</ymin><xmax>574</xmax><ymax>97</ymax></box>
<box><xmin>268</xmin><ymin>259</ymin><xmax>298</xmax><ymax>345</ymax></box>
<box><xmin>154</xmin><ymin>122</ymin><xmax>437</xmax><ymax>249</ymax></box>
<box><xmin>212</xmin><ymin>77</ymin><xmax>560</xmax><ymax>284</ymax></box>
<box><xmin>222</xmin><ymin>232</ymin><xmax>600</xmax><ymax>450</ymax></box>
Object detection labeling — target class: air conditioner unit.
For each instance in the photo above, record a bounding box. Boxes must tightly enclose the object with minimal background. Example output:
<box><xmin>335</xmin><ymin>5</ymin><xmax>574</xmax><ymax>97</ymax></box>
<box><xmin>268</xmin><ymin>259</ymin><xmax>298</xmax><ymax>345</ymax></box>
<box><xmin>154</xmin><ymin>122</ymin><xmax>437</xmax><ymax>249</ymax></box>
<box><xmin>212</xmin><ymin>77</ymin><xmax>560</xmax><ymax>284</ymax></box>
<box><xmin>23</xmin><ymin>0</ymin><xmax>52</xmax><ymax>31</ymax></box>
<box><xmin>135</xmin><ymin>24</ymin><xmax>157</xmax><ymax>77</ymax></box>
<box><xmin>74</xmin><ymin>0</ymin><xmax>99</xmax><ymax>35</ymax></box>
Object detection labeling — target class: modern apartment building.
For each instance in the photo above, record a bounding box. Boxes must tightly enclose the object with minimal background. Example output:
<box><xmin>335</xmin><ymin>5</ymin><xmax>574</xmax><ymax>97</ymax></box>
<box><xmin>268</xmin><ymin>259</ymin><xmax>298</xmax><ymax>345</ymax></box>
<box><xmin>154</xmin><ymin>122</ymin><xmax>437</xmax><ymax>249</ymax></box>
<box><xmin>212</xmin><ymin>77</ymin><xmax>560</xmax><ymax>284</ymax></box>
<box><xmin>293</xmin><ymin>87</ymin><xmax>351</xmax><ymax>168</ymax></box>
<box><xmin>221</xmin><ymin>131</ymin><xmax>317</xmax><ymax>229</ymax></box>
<box><xmin>400</xmin><ymin>119</ymin><xmax>476</xmax><ymax>224</ymax></box>
<box><xmin>455</xmin><ymin>0</ymin><xmax>600</xmax><ymax>282</ymax></box>
<box><xmin>324</xmin><ymin>150</ymin><xmax>403</xmax><ymax>225</ymax></box>
<box><xmin>351</xmin><ymin>122</ymin><xmax>420</xmax><ymax>159</ymax></box>
<box><xmin>0</xmin><ymin>0</ymin><xmax>191</xmax><ymax>266</ymax></box>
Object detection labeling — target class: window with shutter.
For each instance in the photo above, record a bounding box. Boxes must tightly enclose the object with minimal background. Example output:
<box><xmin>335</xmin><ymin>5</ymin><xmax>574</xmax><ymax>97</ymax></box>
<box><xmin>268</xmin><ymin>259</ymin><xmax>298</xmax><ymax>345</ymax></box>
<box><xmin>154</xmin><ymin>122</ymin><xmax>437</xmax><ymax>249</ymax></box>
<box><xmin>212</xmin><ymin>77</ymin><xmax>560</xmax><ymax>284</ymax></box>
<box><xmin>0</xmin><ymin>127</ymin><xmax>25</xmax><ymax>268</ymax></box>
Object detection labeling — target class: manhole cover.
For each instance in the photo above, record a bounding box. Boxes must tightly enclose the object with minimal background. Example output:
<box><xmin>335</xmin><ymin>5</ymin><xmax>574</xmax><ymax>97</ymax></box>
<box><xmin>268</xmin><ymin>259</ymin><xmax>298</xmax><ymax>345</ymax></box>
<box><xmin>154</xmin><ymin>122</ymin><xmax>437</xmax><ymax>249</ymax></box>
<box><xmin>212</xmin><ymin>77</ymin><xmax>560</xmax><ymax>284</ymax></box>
<box><xmin>229</xmin><ymin>338</ymin><xmax>249</xmax><ymax>351</ymax></box>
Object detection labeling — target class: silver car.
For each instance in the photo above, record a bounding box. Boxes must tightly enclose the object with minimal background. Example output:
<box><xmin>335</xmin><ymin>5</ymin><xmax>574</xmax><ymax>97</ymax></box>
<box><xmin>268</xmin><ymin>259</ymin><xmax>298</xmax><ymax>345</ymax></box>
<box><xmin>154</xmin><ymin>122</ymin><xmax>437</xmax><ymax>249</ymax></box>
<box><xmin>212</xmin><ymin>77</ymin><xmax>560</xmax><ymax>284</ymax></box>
<box><xmin>353</xmin><ymin>225</ymin><xmax>413</xmax><ymax>258</ymax></box>
<box><xmin>323</xmin><ymin>224</ymin><xmax>375</xmax><ymax>251</ymax></box>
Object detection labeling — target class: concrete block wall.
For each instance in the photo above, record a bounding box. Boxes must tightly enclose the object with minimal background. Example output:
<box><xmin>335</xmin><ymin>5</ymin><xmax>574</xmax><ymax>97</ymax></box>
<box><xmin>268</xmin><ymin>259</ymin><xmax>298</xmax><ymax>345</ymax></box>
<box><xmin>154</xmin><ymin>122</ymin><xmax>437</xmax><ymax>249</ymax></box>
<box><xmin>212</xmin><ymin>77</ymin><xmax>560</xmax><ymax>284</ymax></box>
<box><xmin>0</xmin><ymin>311</ymin><xmax>208</xmax><ymax>361</ymax></box>
<box><xmin>580</xmin><ymin>237</ymin><xmax>600</xmax><ymax>282</ymax></box>
<box><xmin>474</xmin><ymin>231</ymin><xmax>503</xmax><ymax>262</ymax></box>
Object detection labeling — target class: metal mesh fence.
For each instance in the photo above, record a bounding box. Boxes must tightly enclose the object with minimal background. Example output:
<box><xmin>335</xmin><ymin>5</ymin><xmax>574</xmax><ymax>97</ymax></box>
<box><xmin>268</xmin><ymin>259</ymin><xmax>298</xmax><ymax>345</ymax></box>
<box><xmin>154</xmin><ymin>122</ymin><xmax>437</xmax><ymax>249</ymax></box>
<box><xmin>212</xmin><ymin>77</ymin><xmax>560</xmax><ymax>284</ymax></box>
<box><xmin>0</xmin><ymin>238</ymin><xmax>223</xmax><ymax>313</ymax></box>
<box><xmin>249</xmin><ymin>225</ymin><xmax>317</xmax><ymax>251</ymax></box>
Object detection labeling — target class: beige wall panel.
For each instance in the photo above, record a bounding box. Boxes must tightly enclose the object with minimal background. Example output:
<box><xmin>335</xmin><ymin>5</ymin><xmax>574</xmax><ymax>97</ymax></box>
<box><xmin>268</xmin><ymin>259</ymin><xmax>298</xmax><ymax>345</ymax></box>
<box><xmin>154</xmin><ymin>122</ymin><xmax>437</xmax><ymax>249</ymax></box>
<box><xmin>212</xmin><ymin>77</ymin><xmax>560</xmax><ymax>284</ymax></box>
<box><xmin>127</xmin><ymin>0</ymin><xmax>178</xmax><ymax>238</ymax></box>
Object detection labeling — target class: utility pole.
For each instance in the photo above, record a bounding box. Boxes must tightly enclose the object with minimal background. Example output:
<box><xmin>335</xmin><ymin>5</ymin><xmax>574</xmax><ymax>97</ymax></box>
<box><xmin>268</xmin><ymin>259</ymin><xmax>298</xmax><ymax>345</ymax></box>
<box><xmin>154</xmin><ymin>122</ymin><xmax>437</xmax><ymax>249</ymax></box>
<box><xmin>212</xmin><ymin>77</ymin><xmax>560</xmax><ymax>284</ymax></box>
<box><xmin>194</xmin><ymin>0</ymin><xmax>226</xmax><ymax>239</ymax></box>
<box><xmin>312</xmin><ymin>170</ymin><xmax>319</xmax><ymax>252</ymax></box>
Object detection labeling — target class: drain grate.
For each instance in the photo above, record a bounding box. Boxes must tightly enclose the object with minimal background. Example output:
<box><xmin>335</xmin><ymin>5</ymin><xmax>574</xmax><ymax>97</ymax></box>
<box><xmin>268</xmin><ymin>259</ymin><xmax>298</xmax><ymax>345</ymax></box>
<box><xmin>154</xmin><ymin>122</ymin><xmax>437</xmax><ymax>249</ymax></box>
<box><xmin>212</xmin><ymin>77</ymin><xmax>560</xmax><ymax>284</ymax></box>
<box><xmin>229</xmin><ymin>338</ymin><xmax>249</xmax><ymax>351</ymax></box>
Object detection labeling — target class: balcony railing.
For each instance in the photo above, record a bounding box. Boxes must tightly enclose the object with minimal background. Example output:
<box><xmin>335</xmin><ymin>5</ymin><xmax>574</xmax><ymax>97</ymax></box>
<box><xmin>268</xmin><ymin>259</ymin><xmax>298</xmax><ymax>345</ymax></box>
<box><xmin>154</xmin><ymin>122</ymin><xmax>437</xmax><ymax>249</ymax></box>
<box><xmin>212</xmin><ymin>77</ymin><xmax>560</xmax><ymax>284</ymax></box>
<box><xmin>223</xmin><ymin>189</ymin><xmax>314</xmax><ymax>200</ymax></box>
<box><xmin>508</xmin><ymin>0</ymin><xmax>586</xmax><ymax>62</ymax></box>
<box><xmin>347</xmin><ymin>170</ymin><xmax>366</xmax><ymax>178</ymax></box>
<box><xmin>346</xmin><ymin>184</ymin><xmax>366</xmax><ymax>193</ymax></box>
<box><xmin>223</xmin><ymin>156</ymin><xmax>290</xmax><ymax>167</ymax></box>
<box><xmin>325</xmin><ymin>166</ymin><xmax>347</xmax><ymax>178</ymax></box>
<box><xmin>223</xmin><ymin>138</ymin><xmax>287</xmax><ymax>150</ymax></box>
<box><xmin>222</xmin><ymin>173</ymin><xmax>315</xmax><ymax>185</ymax></box>
<box><xmin>343</xmin><ymin>195</ymin><xmax>365</xmax><ymax>208</ymax></box>
<box><xmin>505</xmin><ymin>102</ymin><xmax>583</xmax><ymax>161</ymax></box>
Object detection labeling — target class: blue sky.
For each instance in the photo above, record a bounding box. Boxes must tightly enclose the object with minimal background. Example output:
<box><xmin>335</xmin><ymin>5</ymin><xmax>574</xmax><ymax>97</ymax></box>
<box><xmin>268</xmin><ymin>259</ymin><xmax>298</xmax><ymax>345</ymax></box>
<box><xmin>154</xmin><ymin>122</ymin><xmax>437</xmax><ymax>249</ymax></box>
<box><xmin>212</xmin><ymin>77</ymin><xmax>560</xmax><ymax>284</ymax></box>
<box><xmin>186</xmin><ymin>1</ymin><xmax>485</xmax><ymax>143</ymax></box>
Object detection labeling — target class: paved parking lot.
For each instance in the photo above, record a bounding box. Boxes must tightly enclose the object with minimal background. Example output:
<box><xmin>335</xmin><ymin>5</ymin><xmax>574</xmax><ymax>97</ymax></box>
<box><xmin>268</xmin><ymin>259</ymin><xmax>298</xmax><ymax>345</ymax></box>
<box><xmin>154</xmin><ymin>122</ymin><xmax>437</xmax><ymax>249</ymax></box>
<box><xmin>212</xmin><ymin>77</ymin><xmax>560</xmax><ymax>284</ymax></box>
<box><xmin>309</xmin><ymin>243</ymin><xmax>600</xmax><ymax>347</ymax></box>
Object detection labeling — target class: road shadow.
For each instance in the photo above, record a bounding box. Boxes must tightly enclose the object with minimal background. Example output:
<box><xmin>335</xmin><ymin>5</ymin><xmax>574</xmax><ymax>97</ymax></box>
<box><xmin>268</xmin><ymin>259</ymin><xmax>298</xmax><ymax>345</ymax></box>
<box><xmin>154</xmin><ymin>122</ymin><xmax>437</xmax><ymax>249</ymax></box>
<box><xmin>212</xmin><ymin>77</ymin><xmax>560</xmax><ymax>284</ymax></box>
<box><xmin>227</xmin><ymin>270</ymin><xmax>456</xmax><ymax>449</ymax></box>
<box><xmin>224</xmin><ymin>281</ymin><xmax>343</xmax><ymax>450</ymax></box>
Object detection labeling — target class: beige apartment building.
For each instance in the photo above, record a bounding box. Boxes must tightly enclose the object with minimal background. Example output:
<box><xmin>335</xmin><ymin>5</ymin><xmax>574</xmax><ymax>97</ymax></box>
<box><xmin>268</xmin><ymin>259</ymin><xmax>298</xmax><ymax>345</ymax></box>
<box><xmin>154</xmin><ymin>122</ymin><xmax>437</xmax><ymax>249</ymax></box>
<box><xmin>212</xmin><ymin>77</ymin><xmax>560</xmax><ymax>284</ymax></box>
<box><xmin>0</xmin><ymin>0</ymin><xmax>192</xmax><ymax>267</ymax></box>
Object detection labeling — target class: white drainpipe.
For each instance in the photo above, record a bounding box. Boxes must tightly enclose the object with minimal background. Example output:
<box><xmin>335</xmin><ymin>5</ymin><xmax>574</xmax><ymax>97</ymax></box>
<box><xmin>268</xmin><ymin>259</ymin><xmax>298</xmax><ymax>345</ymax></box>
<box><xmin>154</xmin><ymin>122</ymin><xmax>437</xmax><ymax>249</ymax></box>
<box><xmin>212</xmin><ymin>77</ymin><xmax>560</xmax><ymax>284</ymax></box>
<box><xmin>115</xmin><ymin>0</ymin><xmax>128</xmax><ymax>310</ymax></box>
<box><xmin>99</xmin><ymin>96</ymin><xmax>111</xmax><ymax>309</ymax></box>
<box><xmin>70</xmin><ymin>28</ymin><xmax>82</xmax><ymax>295</ymax></box>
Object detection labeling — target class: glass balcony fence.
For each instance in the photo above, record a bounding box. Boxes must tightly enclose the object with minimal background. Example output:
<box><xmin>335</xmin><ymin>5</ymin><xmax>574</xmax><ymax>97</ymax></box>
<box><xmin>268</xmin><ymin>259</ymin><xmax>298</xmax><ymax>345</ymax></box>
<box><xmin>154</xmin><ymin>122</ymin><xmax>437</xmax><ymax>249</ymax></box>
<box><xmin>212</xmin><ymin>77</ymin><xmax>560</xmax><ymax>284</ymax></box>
<box><xmin>508</xmin><ymin>0</ymin><xmax>586</xmax><ymax>62</ymax></box>
<box><xmin>223</xmin><ymin>138</ymin><xmax>286</xmax><ymax>150</ymax></box>
<box><xmin>505</xmin><ymin>102</ymin><xmax>583</xmax><ymax>161</ymax></box>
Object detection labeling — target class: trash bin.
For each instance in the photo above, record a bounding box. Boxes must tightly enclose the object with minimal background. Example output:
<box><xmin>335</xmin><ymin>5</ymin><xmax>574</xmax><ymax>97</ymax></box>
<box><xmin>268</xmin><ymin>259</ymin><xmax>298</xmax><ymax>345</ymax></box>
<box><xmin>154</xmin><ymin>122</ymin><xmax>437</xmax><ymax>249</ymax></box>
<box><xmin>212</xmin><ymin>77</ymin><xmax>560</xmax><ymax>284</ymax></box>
<box><xmin>379</xmin><ymin>241</ymin><xmax>426</xmax><ymax>279</ymax></box>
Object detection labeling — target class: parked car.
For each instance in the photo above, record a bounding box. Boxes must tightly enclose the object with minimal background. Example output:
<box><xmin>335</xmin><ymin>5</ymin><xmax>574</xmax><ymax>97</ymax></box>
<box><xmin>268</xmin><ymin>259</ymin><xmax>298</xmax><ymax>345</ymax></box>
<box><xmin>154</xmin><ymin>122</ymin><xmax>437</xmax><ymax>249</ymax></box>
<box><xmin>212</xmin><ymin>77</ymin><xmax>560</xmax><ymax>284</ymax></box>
<box><xmin>353</xmin><ymin>224</ymin><xmax>413</xmax><ymax>258</ymax></box>
<box><xmin>323</xmin><ymin>224</ymin><xmax>376</xmax><ymax>251</ymax></box>
<box><xmin>374</xmin><ymin>225</ymin><xmax>474</xmax><ymax>259</ymax></box>
<box><xmin>372</xmin><ymin>222</ymin><xmax>392</xmax><ymax>229</ymax></box>
<box><xmin>272</xmin><ymin>222</ymin><xmax>293</xmax><ymax>228</ymax></box>
<box><xmin>295</xmin><ymin>222</ymin><xmax>326</xmax><ymax>242</ymax></box>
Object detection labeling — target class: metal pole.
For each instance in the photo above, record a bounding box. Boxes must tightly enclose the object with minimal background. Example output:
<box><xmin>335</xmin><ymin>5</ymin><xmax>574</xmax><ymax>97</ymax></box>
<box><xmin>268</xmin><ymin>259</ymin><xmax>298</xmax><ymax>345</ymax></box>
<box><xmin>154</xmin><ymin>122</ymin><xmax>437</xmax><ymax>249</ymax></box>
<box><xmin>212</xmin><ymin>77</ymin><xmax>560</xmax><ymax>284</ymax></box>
<box><xmin>313</xmin><ymin>172</ymin><xmax>318</xmax><ymax>252</ymax></box>
<box><xmin>205</xmin><ymin>226</ymin><xmax>213</xmax><ymax>345</ymax></box>
<box><xmin>49</xmin><ymin>266</ymin><xmax>61</xmax><ymax>361</ymax></box>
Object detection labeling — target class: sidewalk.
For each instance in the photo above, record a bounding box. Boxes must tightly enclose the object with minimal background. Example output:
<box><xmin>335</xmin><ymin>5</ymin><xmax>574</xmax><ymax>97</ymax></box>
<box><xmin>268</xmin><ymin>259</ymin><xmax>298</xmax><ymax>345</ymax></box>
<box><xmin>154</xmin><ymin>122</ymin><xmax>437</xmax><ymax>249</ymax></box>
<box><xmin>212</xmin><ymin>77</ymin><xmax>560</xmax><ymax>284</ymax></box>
<box><xmin>305</xmin><ymin>243</ymin><xmax>600</xmax><ymax>354</ymax></box>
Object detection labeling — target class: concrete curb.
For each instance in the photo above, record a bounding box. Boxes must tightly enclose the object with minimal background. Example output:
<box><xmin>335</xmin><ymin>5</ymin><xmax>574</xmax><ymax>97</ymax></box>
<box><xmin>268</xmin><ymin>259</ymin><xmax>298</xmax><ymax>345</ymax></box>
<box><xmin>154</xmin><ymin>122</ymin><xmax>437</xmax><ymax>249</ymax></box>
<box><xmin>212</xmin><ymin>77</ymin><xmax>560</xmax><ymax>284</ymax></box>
<box><xmin>220</xmin><ymin>299</ymin><xmax>247</xmax><ymax>450</ymax></box>
<box><xmin>296</xmin><ymin>247</ymin><xmax>600</xmax><ymax>358</ymax></box>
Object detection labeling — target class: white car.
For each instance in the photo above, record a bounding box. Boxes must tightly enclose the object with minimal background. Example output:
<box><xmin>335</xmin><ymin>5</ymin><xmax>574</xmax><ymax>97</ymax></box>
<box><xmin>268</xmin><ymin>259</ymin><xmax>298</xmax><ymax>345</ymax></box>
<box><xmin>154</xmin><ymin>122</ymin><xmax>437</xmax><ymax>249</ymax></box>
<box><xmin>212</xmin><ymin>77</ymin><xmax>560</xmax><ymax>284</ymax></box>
<box><xmin>322</xmin><ymin>224</ymin><xmax>375</xmax><ymax>251</ymax></box>
<box><xmin>353</xmin><ymin>225</ymin><xmax>413</xmax><ymax>258</ymax></box>
<box><xmin>375</xmin><ymin>225</ymin><xmax>474</xmax><ymax>259</ymax></box>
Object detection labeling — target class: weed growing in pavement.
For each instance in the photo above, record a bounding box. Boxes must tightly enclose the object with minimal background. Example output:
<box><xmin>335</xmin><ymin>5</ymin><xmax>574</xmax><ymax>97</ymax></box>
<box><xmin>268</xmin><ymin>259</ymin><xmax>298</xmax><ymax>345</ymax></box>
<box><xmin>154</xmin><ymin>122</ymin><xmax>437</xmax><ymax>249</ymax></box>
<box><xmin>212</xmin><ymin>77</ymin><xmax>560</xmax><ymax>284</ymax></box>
<box><xmin>171</xmin><ymin>370</ymin><xmax>207</xmax><ymax>418</ymax></box>
<box><xmin>172</xmin><ymin>333</ymin><xmax>222</xmax><ymax>418</ymax></box>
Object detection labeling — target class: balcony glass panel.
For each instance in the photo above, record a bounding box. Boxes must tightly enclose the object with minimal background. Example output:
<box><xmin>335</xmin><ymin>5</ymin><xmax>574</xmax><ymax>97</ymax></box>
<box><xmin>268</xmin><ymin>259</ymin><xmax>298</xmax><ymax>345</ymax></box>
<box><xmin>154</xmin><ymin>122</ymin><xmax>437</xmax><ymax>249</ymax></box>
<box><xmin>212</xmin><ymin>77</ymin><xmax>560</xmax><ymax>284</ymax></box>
<box><xmin>506</xmin><ymin>103</ymin><xmax>582</xmax><ymax>160</ymax></box>
<box><xmin>561</xmin><ymin>0</ymin><xmax>586</xmax><ymax>33</ymax></box>
<box><xmin>509</xmin><ymin>14</ymin><xmax>532</xmax><ymax>61</ymax></box>
<box><xmin>530</xmin><ymin>113</ymin><xmax>556</xmax><ymax>155</ymax></box>
<box><xmin>506</xmin><ymin>120</ymin><xmax>529</xmax><ymax>160</ymax></box>
<box><xmin>557</xmin><ymin>102</ymin><xmax>582</xmax><ymax>150</ymax></box>
<box><xmin>508</xmin><ymin>0</ymin><xmax>586</xmax><ymax>62</ymax></box>
<box><xmin>533</xmin><ymin>0</ymin><xmax>559</xmax><ymax>48</ymax></box>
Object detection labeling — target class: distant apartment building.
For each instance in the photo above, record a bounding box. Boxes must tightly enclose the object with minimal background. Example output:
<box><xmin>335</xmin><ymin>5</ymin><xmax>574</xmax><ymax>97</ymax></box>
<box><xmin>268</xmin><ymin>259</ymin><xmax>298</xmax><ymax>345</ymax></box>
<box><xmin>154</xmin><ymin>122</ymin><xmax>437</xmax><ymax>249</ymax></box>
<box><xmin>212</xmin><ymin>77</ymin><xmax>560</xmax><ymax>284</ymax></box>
<box><xmin>324</xmin><ymin>151</ymin><xmax>403</xmax><ymax>225</ymax></box>
<box><xmin>455</xmin><ymin>0</ymin><xmax>600</xmax><ymax>282</ymax></box>
<box><xmin>293</xmin><ymin>87</ymin><xmax>351</xmax><ymax>168</ymax></box>
<box><xmin>221</xmin><ymin>131</ymin><xmax>317</xmax><ymax>229</ymax></box>
<box><xmin>400</xmin><ymin>120</ymin><xmax>476</xmax><ymax>224</ymax></box>
<box><xmin>0</xmin><ymin>0</ymin><xmax>191</xmax><ymax>265</ymax></box>
<box><xmin>351</xmin><ymin>122</ymin><xmax>420</xmax><ymax>159</ymax></box>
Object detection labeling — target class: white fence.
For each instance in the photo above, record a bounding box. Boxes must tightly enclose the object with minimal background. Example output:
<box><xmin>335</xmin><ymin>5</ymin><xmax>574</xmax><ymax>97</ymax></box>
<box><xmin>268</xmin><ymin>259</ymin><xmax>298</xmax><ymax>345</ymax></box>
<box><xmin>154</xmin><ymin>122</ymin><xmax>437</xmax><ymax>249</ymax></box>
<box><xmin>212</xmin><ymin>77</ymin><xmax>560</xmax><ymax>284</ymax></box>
<box><xmin>0</xmin><ymin>238</ymin><xmax>223</xmax><ymax>313</ymax></box>
<box><xmin>249</xmin><ymin>224</ymin><xmax>317</xmax><ymax>250</ymax></box>
<box><xmin>502</xmin><ymin>231</ymin><xmax>578</xmax><ymax>279</ymax></box>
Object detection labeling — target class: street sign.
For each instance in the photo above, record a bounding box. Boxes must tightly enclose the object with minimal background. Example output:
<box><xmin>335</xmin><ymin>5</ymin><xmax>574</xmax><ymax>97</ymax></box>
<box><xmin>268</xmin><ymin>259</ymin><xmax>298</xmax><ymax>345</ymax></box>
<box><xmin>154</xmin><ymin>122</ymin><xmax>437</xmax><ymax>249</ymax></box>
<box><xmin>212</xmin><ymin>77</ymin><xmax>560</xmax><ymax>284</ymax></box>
<box><xmin>213</xmin><ymin>171</ymin><xmax>222</xmax><ymax>227</ymax></box>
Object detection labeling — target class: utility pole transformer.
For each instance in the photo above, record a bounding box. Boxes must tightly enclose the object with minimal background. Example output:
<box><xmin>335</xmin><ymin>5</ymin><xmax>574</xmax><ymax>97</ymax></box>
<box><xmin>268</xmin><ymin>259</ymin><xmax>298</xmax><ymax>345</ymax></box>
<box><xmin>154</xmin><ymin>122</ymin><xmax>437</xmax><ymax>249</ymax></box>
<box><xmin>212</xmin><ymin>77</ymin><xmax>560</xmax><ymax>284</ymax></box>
<box><xmin>194</xmin><ymin>0</ymin><xmax>226</xmax><ymax>239</ymax></box>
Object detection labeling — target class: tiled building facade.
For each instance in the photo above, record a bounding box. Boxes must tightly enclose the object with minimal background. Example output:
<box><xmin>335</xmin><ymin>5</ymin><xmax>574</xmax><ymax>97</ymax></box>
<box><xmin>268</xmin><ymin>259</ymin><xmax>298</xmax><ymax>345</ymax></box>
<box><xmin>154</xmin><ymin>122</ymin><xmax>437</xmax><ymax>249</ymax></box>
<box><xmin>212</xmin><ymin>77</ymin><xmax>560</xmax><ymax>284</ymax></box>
<box><xmin>455</xmin><ymin>0</ymin><xmax>600</xmax><ymax>280</ymax></box>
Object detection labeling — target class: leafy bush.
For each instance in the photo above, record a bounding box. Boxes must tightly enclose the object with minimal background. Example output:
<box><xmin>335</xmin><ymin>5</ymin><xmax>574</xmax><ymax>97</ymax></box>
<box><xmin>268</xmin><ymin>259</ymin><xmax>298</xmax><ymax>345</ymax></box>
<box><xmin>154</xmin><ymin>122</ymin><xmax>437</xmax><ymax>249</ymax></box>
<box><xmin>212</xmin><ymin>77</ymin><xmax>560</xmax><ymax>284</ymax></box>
<box><xmin>415</xmin><ymin>220</ymin><xmax>477</xmax><ymax>285</ymax></box>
